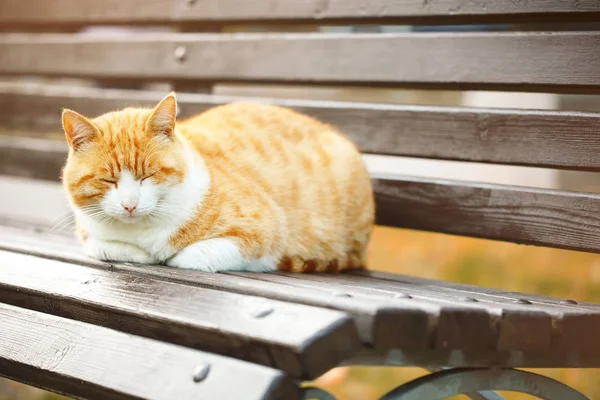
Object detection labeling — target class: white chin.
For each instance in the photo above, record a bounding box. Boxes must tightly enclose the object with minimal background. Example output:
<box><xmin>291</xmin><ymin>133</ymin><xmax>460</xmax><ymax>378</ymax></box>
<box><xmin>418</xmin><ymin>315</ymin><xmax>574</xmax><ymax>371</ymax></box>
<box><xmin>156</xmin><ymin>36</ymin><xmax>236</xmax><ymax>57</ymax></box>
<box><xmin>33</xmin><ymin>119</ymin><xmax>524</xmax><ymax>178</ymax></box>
<box><xmin>118</xmin><ymin>215</ymin><xmax>141</xmax><ymax>224</ymax></box>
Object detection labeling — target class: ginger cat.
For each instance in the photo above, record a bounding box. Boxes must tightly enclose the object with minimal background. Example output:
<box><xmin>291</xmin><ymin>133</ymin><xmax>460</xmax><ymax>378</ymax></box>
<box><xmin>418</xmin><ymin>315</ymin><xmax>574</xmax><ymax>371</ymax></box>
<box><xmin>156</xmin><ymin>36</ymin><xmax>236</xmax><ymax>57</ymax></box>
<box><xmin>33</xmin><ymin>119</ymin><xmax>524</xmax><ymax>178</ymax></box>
<box><xmin>61</xmin><ymin>93</ymin><xmax>374</xmax><ymax>272</ymax></box>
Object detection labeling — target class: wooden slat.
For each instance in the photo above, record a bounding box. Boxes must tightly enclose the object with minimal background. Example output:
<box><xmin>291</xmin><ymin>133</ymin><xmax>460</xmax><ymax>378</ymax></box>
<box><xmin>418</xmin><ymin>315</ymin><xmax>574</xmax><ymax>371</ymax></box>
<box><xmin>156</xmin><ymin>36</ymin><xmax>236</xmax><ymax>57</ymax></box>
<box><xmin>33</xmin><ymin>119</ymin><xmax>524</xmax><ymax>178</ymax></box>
<box><xmin>4</xmin><ymin>84</ymin><xmax>600</xmax><ymax>171</ymax></box>
<box><xmin>0</xmin><ymin>249</ymin><xmax>360</xmax><ymax>379</ymax></box>
<box><xmin>0</xmin><ymin>225</ymin><xmax>463</xmax><ymax>351</ymax></box>
<box><xmin>373</xmin><ymin>176</ymin><xmax>600</xmax><ymax>254</ymax></box>
<box><xmin>0</xmin><ymin>136</ymin><xmax>67</xmax><ymax>181</ymax></box>
<box><xmin>2</xmin><ymin>0</ymin><xmax>600</xmax><ymax>26</ymax></box>
<box><xmin>1</xmin><ymin>32</ymin><xmax>600</xmax><ymax>92</ymax></box>
<box><xmin>4</xmin><ymin>134</ymin><xmax>600</xmax><ymax>254</ymax></box>
<box><xmin>0</xmin><ymin>302</ymin><xmax>298</xmax><ymax>400</ymax></box>
<box><xmin>285</xmin><ymin>272</ymin><xmax>600</xmax><ymax>352</ymax></box>
<box><xmin>2</xmin><ymin>225</ymin><xmax>600</xmax><ymax>359</ymax></box>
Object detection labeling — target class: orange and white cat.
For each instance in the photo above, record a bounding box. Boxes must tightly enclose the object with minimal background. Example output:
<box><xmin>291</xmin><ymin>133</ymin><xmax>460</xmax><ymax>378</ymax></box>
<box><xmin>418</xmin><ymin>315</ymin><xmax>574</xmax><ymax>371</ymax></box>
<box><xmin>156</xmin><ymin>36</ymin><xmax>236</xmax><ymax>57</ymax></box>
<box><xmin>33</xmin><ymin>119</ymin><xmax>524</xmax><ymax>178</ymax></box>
<box><xmin>61</xmin><ymin>93</ymin><xmax>374</xmax><ymax>272</ymax></box>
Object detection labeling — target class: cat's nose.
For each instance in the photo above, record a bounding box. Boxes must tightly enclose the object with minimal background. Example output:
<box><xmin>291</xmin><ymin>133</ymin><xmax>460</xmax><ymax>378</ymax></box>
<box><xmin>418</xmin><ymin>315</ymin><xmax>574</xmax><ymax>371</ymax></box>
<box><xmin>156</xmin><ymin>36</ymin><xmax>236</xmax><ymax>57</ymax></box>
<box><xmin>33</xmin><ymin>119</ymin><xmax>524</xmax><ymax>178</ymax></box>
<box><xmin>123</xmin><ymin>205</ymin><xmax>136</xmax><ymax>214</ymax></box>
<box><xmin>121</xmin><ymin>199</ymin><xmax>138</xmax><ymax>214</ymax></box>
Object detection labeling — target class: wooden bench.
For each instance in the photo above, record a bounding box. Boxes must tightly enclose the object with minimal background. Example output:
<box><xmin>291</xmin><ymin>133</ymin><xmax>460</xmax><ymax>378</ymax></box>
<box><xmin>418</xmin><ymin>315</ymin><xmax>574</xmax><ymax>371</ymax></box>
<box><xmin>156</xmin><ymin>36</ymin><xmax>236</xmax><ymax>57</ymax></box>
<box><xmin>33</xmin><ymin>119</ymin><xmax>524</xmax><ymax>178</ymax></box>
<box><xmin>1</xmin><ymin>1</ymin><xmax>600</xmax><ymax>399</ymax></box>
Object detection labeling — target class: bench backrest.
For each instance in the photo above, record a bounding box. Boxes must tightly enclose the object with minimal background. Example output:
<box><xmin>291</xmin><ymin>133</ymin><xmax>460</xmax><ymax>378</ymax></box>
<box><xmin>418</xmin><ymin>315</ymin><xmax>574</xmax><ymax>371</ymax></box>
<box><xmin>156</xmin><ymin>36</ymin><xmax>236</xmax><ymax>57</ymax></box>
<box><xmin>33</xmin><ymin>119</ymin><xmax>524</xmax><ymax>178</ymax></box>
<box><xmin>2</xmin><ymin>1</ymin><xmax>600</xmax><ymax>254</ymax></box>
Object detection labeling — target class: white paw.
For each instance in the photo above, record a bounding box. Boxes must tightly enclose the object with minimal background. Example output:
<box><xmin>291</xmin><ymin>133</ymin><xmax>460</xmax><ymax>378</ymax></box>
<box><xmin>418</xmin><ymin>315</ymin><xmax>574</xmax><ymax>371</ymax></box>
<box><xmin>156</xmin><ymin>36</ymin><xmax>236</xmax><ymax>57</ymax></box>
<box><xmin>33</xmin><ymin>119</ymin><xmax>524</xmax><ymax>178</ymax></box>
<box><xmin>167</xmin><ymin>238</ymin><xmax>275</xmax><ymax>272</ymax></box>
<box><xmin>85</xmin><ymin>239</ymin><xmax>157</xmax><ymax>264</ymax></box>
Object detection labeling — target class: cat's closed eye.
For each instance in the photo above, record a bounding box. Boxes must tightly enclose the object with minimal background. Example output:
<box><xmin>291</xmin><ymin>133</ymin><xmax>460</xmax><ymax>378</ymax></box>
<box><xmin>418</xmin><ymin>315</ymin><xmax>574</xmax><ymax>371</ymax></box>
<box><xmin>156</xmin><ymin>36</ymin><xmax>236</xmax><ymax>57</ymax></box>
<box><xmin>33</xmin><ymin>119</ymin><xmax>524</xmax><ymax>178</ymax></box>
<box><xmin>100</xmin><ymin>178</ymin><xmax>118</xmax><ymax>187</ymax></box>
<box><xmin>141</xmin><ymin>173</ymin><xmax>156</xmax><ymax>183</ymax></box>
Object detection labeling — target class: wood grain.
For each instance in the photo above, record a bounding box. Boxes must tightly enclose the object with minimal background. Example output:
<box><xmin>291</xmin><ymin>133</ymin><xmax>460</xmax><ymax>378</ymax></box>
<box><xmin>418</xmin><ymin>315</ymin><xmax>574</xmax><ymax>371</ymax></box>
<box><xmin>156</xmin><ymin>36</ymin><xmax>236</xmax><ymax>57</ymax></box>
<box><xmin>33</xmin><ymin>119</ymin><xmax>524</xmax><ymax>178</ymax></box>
<box><xmin>0</xmin><ymin>302</ymin><xmax>298</xmax><ymax>400</ymax></box>
<box><xmin>2</xmin><ymin>225</ymin><xmax>600</xmax><ymax>356</ymax></box>
<box><xmin>4</xmin><ymin>84</ymin><xmax>600</xmax><ymax>171</ymax></box>
<box><xmin>373</xmin><ymin>176</ymin><xmax>600</xmax><ymax>255</ymax></box>
<box><xmin>300</xmin><ymin>272</ymin><xmax>600</xmax><ymax>352</ymax></box>
<box><xmin>358</xmin><ymin>271</ymin><xmax>600</xmax><ymax>352</ymax></box>
<box><xmin>0</xmin><ymin>225</ymin><xmax>440</xmax><ymax>351</ymax></box>
<box><xmin>2</xmin><ymin>0</ymin><xmax>599</xmax><ymax>26</ymax></box>
<box><xmin>1</xmin><ymin>32</ymin><xmax>600</xmax><ymax>92</ymax></box>
<box><xmin>0</xmin><ymin>249</ymin><xmax>360</xmax><ymax>378</ymax></box>
<box><xmin>0</xmin><ymin>136</ymin><xmax>67</xmax><ymax>181</ymax></box>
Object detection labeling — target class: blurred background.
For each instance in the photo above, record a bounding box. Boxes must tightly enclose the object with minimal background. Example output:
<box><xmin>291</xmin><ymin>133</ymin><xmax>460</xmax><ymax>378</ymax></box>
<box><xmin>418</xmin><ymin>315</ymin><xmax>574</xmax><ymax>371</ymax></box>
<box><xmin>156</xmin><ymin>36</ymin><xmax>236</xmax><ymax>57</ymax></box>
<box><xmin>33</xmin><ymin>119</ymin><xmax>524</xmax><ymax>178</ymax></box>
<box><xmin>1</xmin><ymin>14</ymin><xmax>600</xmax><ymax>400</ymax></box>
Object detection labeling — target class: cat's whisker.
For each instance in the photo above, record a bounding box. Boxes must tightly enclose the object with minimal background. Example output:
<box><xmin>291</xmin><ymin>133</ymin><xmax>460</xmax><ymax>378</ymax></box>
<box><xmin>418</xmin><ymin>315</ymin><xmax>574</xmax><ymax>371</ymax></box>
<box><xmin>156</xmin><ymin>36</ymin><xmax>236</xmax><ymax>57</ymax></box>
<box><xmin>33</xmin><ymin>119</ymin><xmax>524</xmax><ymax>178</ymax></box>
<box><xmin>49</xmin><ymin>214</ymin><xmax>76</xmax><ymax>233</ymax></box>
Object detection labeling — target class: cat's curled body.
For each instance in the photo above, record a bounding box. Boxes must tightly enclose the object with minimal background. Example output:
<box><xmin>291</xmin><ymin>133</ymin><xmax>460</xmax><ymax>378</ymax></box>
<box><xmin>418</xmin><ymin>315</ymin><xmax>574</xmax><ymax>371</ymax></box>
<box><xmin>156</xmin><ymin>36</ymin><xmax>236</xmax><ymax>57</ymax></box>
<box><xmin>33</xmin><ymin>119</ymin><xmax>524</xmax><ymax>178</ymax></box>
<box><xmin>62</xmin><ymin>93</ymin><xmax>374</xmax><ymax>272</ymax></box>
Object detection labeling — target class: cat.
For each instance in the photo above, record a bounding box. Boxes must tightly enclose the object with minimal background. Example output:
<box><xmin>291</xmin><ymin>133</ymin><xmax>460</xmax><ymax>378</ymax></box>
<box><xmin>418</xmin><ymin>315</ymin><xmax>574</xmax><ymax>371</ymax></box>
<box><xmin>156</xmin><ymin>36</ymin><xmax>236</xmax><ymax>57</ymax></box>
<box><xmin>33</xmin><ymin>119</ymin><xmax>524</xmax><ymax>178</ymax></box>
<box><xmin>61</xmin><ymin>93</ymin><xmax>375</xmax><ymax>272</ymax></box>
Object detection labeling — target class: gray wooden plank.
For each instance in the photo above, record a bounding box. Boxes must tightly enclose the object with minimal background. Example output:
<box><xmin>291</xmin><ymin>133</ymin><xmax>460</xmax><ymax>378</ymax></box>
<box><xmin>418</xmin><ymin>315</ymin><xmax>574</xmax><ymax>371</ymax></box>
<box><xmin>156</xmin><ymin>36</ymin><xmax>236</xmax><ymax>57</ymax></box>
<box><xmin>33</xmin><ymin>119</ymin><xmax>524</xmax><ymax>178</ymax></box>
<box><xmin>254</xmin><ymin>272</ymin><xmax>566</xmax><ymax>352</ymax></box>
<box><xmin>373</xmin><ymin>176</ymin><xmax>600</xmax><ymax>255</ymax></box>
<box><xmin>0</xmin><ymin>249</ymin><xmax>360</xmax><ymax>378</ymax></box>
<box><xmin>5</xmin><ymin>83</ymin><xmax>600</xmax><ymax>171</ymax></box>
<box><xmin>2</xmin><ymin>226</ymin><xmax>600</xmax><ymax>366</ymax></box>
<box><xmin>2</xmin><ymin>0</ymin><xmax>599</xmax><ymax>26</ymax></box>
<box><xmin>0</xmin><ymin>225</ymin><xmax>568</xmax><ymax>353</ymax></box>
<box><xmin>1</xmin><ymin>32</ymin><xmax>600</xmax><ymax>92</ymax></box>
<box><xmin>0</xmin><ymin>302</ymin><xmax>298</xmax><ymax>400</ymax></box>
<box><xmin>281</xmin><ymin>272</ymin><xmax>600</xmax><ymax>353</ymax></box>
<box><xmin>0</xmin><ymin>136</ymin><xmax>67</xmax><ymax>181</ymax></box>
<box><xmin>5</xmin><ymin>136</ymin><xmax>600</xmax><ymax>254</ymax></box>
<box><xmin>361</xmin><ymin>271</ymin><xmax>600</xmax><ymax>312</ymax></box>
<box><xmin>4</xmin><ymin>135</ymin><xmax>600</xmax><ymax>255</ymax></box>
<box><xmin>0</xmin><ymin>224</ymin><xmax>435</xmax><ymax>350</ymax></box>
<box><xmin>361</xmin><ymin>270</ymin><xmax>600</xmax><ymax>353</ymax></box>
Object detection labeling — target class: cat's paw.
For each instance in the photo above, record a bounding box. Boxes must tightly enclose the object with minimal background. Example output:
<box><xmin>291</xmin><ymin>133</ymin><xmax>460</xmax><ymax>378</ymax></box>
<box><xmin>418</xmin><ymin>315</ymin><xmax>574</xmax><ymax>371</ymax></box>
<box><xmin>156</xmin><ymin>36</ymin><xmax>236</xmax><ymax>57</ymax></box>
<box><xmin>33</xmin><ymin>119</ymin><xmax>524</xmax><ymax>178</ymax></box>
<box><xmin>166</xmin><ymin>238</ymin><xmax>276</xmax><ymax>272</ymax></box>
<box><xmin>85</xmin><ymin>239</ymin><xmax>157</xmax><ymax>264</ymax></box>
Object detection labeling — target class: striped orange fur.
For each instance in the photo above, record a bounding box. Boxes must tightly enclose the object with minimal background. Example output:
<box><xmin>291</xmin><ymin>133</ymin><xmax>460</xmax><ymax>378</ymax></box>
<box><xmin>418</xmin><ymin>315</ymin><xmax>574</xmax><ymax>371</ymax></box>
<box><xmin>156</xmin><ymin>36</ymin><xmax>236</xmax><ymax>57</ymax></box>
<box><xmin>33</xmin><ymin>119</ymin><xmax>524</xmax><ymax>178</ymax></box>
<box><xmin>62</xmin><ymin>93</ymin><xmax>375</xmax><ymax>272</ymax></box>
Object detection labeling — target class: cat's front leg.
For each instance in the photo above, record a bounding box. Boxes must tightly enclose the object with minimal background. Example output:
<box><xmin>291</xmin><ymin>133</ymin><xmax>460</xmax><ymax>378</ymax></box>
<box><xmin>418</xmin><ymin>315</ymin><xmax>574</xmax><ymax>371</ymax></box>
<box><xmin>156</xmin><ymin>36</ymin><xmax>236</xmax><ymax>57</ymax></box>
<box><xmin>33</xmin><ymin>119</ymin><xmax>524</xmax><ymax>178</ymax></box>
<box><xmin>166</xmin><ymin>237</ymin><xmax>276</xmax><ymax>272</ymax></box>
<box><xmin>84</xmin><ymin>238</ymin><xmax>157</xmax><ymax>264</ymax></box>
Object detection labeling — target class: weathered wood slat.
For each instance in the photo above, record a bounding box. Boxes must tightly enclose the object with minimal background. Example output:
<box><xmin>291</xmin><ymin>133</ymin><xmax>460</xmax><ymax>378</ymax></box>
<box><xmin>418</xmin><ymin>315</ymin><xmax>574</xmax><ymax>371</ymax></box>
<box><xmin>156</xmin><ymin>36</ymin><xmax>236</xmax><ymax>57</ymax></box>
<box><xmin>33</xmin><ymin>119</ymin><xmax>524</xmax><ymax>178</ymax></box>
<box><xmin>236</xmin><ymin>272</ymin><xmax>550</xmax><ymax>352</ymax></box>
<box><xmin>4</xmin><ymin>135</ymin><xmax>600</xmax><ymax>254</ymax></box>
<box><xmin>0</xmin><ymin>302</ymin><xmax>298</xmax><ymax>400</ymax></box>
<box><xmin>0</xmin><ymin>249</ymin><xmax>360</xmax><ymax>378</ymax></box>
<box><xmin>4</xmin><ymin>84</ymin><xmax>600</xmax><ymax>171</ymax></box>
<box><xmin>4</xmin><ymin>133</ymin><xmax>600</xmax><ymax>254</ymax></box>
<box><xmin>0</xmin><ymin>136</ymin><xmax>67</xmax><ymax>181</ymax></box>
<box><xmin>2</xmin><ymin>225</ymin><xmax>600</xmax><ymax>358</ymax></box>
<box><xmin>2</xmin><ymin>0</ymin><xmax>600</xmax><ymax>26</ymax></box>
<box><xmin>361</xmin><ymin>271</ymin><xmax>600</xmax><ymax>311</ymax></box>
<box><xmin>373</xmin><ymin>176</ymin><xmax>600</xmax><ymax>255</ymax></box>
<box><xmin>1</xmin><ymin>32</ymin><xmax>600</xmax><ymax>92</ymax></box>
<box><xmin>0</xmin><ymin>225</ymin><xmax>466</xmax><ymax>351</ymax></box>
<box><xmin>281</xmin><ymin>272</ymin><xmax>600</xmax><ymax>352</ymax></box>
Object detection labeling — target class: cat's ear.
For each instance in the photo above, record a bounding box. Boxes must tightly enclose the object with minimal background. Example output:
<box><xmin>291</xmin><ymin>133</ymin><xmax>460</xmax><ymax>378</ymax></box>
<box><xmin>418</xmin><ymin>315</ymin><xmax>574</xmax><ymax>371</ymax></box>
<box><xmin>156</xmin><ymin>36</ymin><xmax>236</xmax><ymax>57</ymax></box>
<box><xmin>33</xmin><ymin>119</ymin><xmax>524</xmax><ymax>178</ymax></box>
<box><xmin>146</xmin><ymin>92</ymin><xmax>177</xmax><ymax>139</ymax></box>
<box><xmin>62</xmin><ymin>109</ymin><xmax>99</xmax><ymax>151</ymax></box>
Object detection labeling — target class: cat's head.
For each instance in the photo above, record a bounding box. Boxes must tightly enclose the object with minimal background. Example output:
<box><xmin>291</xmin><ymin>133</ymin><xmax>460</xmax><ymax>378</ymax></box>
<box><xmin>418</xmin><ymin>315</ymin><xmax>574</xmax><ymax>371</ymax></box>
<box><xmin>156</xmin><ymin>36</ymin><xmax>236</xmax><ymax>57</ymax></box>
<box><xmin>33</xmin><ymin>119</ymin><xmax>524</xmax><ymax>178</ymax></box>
<box><xmin>62</xmin><ymin>93</ymin><xmax>188</xmax><ymax>225</ymax></box>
